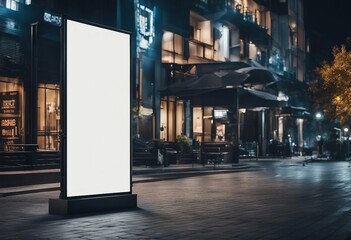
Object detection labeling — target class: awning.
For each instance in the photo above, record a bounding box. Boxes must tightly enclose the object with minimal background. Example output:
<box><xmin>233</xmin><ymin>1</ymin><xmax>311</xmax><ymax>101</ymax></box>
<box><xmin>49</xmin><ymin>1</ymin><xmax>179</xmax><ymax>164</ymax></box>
<box><xmin>266</xmin><ymin>77</ymin><xmax>308</xmax><ymax>92</ymax></box>
<box><xmin>161</xmin><ymin>66</ymin><xmax>286</xmax><ymax>109</ymax></box>
<box><xmin>236</xmin><ymin>67</ymin><xmax>277</xmax><ymax>86</ymax></box>
<box><xmin>161</xmin><ymin>63</ymin><xmax>278</xmax><ymax>97</ymax></box>
<box><xmin>161</xmin><ymin>70</ymin><xmax>248</xmax><ymax>96</ymax></box>
<box><xmin>280</xmin><ymin>106</ymin><xmax>311</xmax><ymax>118</ymax></box>
<box><xmin>239</xmin><ymin>87</ymin><xmax>288</xmax><ymax>108</ymax></box>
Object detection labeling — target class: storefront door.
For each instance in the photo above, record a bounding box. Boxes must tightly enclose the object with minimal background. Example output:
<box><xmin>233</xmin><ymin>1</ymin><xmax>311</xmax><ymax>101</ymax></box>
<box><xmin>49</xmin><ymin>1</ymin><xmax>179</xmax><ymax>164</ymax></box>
<box><xmin>37</xmin><ymin>84</ymin><xmax>60</xmax><ymax>150</ymax></box>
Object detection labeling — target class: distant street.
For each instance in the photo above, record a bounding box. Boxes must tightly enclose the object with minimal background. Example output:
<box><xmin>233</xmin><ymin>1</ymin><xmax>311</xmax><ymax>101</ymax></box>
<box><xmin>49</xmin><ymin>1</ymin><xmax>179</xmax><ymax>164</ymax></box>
<box><xmin>1</xmin><ymin>161</ymin><xmax>351</xmax><ymax>239</ymax></box>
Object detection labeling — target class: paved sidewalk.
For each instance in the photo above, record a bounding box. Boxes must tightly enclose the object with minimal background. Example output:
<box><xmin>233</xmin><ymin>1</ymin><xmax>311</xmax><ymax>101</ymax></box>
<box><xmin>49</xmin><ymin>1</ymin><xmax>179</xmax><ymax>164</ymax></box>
<box><xmin>0</xmin><ymin>163</ymin><xmax>253</xmax><ymax>197</ymax></box>
<box><xmin>1</xmin><ymin>160</ymin><xmax>351</xmax><ymax>239</ymax></box>
<box><xmin>0</xmin><ymin>156</ymin><xmax>308</xmax><ymax>197</ymax></box>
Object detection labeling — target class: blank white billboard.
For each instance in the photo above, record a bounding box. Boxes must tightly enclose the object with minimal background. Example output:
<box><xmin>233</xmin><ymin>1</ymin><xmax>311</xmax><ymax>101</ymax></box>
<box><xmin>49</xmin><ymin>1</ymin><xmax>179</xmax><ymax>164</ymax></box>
<box><xmin>66</xmin><ymin>19</ymin><xmax>130</xmax><ymax>197</ymax></box>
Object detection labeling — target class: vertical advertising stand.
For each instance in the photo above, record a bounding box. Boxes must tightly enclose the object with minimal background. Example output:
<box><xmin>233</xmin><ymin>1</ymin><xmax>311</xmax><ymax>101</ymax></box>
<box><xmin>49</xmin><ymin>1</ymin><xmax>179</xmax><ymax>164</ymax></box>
<box><xmin>49</xmin><ymin>19</ymin><xmax>137</xmax><ymax>215</ymax></box>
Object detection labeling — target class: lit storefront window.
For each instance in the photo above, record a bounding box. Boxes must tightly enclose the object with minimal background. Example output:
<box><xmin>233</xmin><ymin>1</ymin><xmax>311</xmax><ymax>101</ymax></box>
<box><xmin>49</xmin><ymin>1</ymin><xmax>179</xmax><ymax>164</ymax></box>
<box><xmin>5</xmin><ymin>0</ymin><xmax>18</xmax><ymax>10</ymax></box>
<box><xmin>160</xmin><ymin>98</ymin><xmax>184</xmax><ymax>141</ymax></box>
<box><xmin>193</xmin><ymin>107</ymin><xmax>229</xmax><ymax>142</ymax></box>
<box><xmin>193</xmin><ymin>107</ymin><xmax>203</xmax><ymax>142</ymax></box>
<box><xmin>176</xmin><ymin>100</ymin><xmax>184</xmax><ymax>137</ymax></box>
<box><xmin>214</xmin><ymin>24</ymin><xmax>229</xmax><ymax>61</ymax></box>
<box><xmin>203</xmin><ymin>107</ymin><xmax>213</xmax><ymax>142</ymax></box>
<box><xmin>188</xmin><ymin>14</ymin><xmax>214</xmax><ymax>61</ymax></box>
<box><xmin>161</xmin><ymin>31</ymin><xmax>185</xmax><ymax>64</ymax></box>
<box><xmin>160</xmin><ymin>100</ymin><xmax>168</xmax><ymax>140</ymax></box>
<box><xmin>0</xmin><ymin>77</ymin><xmax>23</xmax><ymax>150</ymax></box>
<box><xmin>37</xmin><ymin>84</ymin><xmax>60</xmax><ymax>151</ymax></box>
<box><xmin>249</xmin><ymin>42</ymin><xmax>257</xmax><ymax>60</ymax></box>
<box><xmin>167</xmin><ymin>99</ymin><xmax>175</xmax><ymax>141</ymax></box>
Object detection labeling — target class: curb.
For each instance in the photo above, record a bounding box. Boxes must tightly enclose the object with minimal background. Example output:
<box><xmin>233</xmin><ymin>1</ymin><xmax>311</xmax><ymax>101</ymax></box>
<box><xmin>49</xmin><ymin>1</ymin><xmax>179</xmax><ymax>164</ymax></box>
<box><xmin>133</xmin><ymin>166</ymin><xmax>256</xmax><ymax>184</ymax></box>
<box><xmin>0</xmin><ymin>165</ymin><xmax>253</xmax><ymax>196</ymax></box>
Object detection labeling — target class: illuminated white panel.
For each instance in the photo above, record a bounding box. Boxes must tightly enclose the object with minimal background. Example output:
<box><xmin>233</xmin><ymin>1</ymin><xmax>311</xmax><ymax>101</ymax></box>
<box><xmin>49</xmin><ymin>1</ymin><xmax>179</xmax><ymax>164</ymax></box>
<box><xmin>66</xmin><ymin>20</ymin><xmax>130</xmax><ymax>197</ymax></box>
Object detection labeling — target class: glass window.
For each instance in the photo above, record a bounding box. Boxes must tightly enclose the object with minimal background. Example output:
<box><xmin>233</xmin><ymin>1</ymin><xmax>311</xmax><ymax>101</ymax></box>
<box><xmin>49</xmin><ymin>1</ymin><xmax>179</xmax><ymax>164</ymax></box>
<box><xmin>174</xmin><ymin>34</ymin><xmax>184</xmax><ymax>55</ymax></box>
<box><xmin>162</xmin><ymin>31</ymin><xmax>174</xmax><ymax>52</ymax></box>
<box><xmin>161</xmin><ymin>31</ymin><xmax>185</xmax><ymax>64</ymax></box>
<box><xmin>160</xmin><ymin>98</ymin><xmax>184</xmax><ymax>141</ymax></box>
<box><xmin>160</xmin><ymin>100</ymin><xmax>168</xmax><ymax>140</ymax></box>
<box><xmin>249</xmin><ymin>42</ymin><xmax>257</xmax><ymax>60</ymax></box>
<box><xmin>167</xmin><ymin>99</ymin><xmax>175</xmax><ymax>141</ymax></box>
<box><xmin>203</xmin><ymin>107</ymin><xmax>213</xmax><ymax>142</ymax></box>
<box><xmin>6</xmin><ymin>0</ymin><xmax>18</xmax><ymax>10</ymax></box>
<box><xmin>37</xmin><ymin>84</ymin><xmax>61</xmax><ymax>151</ymax></box>
<box><xmin>0</xmin><ymin>77</ymin><xmax>23</xmax><ymax>150</ymax></box>
<box><xmin>214</xmin><ymin>25</ymin><xmax>229</xmax><ymax>61</ymax></box>
<box><xmin>176</xmin><ymin>100</ymin><xmax>184</xmax><ymax>137</ymax></box>
<box><xmin>193</xmin><ymin>107</ymin><xmax>202</xmax><ymax>142</ymax></box>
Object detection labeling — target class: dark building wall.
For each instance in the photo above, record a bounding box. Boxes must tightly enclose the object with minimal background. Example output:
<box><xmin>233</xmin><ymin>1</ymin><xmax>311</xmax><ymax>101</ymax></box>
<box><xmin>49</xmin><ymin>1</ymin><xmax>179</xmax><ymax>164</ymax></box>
<box><xmin>270</xmin><ymin>0</ymin><xmax>288</xmax><ymax>14</ymax></box>
<box><xmin>116</xmin><ymin>0</ymin><xmax>135</xmax><ymax>32</ymax></box>
<box><xmin>0</xmin><ymin>34</ymin><xmax>23</xmax><ymax>78</ymax></box>
<box><xmin>158</xmin><ymin>0</ymin><xmax>190</xmax><ymax>38</ymax></box>
<box><xmin>0</xmin><ymin>1</ymin><xmax>136</xmax><ymax>153</ymax></box>
<box><xmin>62</xmin><ymin>0</ymin><xmax>117</xmax><ymax>27</ymax></box>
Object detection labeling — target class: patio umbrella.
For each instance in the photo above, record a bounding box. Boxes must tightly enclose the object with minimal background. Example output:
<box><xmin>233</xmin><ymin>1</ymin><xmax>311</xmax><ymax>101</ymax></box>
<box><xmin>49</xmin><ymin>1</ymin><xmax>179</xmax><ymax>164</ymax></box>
<box><xmin>162</xmin><ymin>70</ymin><xmax>248</xmax><ymax>96</ymax></box>
<box><xmin>161</xmin><ymin>70</ymin><xmax>249</xmax><ymax>97</ymax></box>
<box><xmin>236</xmin><ymin>67</ymin><xmax>277</xmax><ymax>86</ymax></box>
<box><xmin>265</xmin><ymin>78</ymin><xmax>308</xmax><ymax>92</ymax></box>
<box><xmin>239</xmin><ymin>87</ymin><xmax>288</xmax><ymax>108</ymax></box>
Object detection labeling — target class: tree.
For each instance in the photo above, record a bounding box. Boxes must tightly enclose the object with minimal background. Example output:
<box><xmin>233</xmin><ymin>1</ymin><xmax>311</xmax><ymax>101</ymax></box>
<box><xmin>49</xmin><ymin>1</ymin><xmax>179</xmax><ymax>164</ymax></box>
<box><xmin>311</xmin><ymin>44</ymin><xmax>351</xmax><ymax>125</ymax></box>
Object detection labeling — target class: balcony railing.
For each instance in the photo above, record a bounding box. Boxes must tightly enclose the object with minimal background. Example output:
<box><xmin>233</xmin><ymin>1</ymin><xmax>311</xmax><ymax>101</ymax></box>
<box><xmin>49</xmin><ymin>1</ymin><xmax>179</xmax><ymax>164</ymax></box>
<box><xmin>225</xmin><ymin>2</ymin><xmax>269</xmax><ymax>30</ymax></box>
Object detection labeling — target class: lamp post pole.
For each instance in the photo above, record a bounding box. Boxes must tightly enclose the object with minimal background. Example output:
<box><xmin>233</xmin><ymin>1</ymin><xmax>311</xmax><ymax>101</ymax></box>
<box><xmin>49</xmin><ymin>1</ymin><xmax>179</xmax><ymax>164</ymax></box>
<box><xmin>315</xmin><ymin>112</ymin><xmax>323</xmax><ymax>157</ymax></box>
<box><xmin>344</xmin><ymin>127</ymin><xmax>349</xmax><ymax>160</ymax></box>
<box><xmin>347</xmin><ymin>132</ymin><xmax>350</xmax><ymax>161</ymax></box>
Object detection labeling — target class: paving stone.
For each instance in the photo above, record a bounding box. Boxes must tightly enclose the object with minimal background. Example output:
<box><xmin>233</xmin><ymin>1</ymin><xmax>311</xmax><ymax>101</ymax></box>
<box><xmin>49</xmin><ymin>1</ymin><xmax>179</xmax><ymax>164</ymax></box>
<box><xmin>1</xmin><ymin>161</ymin><xmax>351</xmax><ymax>239</ymax></box>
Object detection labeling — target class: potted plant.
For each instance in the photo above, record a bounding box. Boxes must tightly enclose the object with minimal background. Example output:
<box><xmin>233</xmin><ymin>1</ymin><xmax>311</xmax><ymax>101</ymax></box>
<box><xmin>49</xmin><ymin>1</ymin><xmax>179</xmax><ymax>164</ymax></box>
<box><xmin>176</xmin><ymin>134</ymin><xmax>191</xmax><ymax>151</ymax></box>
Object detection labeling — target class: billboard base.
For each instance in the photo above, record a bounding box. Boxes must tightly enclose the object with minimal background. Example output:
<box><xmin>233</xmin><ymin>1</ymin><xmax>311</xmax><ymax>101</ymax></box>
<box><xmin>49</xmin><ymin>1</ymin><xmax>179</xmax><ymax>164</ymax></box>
<box><xmin>49</xmin><ymin>194</ymin><xmax>137</xmax><ymax>215</ymax></box>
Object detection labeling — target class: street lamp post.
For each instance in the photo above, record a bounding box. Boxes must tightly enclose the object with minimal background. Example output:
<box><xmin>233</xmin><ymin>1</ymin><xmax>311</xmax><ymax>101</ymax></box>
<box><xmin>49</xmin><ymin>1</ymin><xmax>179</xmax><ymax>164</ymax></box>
<box><xmin>315</xmin><ymin>112</ymin><xmax>323</xmax><ymax>157</ymax></box>
<box><xmin>315</xmin><ymin>112</ymin><xmax>322</xmax><ymax>120</ymax></box>
<box><xmin>344</xmin><ymin>127</ymin><xmax>349</xmax><ymax>162</ymax></box>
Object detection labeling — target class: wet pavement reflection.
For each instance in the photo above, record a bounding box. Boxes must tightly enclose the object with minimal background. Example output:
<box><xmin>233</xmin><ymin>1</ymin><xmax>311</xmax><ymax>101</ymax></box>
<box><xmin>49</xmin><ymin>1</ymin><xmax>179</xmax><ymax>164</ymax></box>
<box><xmin>1</xmin><ymin>161</ymin><xmax>351</xmax><ymax>239</ymax></box>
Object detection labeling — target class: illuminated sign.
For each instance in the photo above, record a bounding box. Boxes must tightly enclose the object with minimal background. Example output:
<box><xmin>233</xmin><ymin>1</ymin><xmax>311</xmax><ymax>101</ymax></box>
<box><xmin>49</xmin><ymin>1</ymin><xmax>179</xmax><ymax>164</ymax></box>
<box><xmin>44</xmin><ymin>12</ymin><xmax>62</xmax><ymax>26</ymax></box>
<box><xmin>0</xmin><ymin>91</ymin><xmax>19</xmax><ymax>114</ymax></box>
<box><xmin>0</xmin><ymin>117</ymin><xmax>18</xmax><ymax>137</ymax></box>
<box><xmin>137</xmin><ymin>3</ymin><xmax>154</xmax><ymax>49</ymax></box>
<box><xmin>214</xmin><ymin>110</ymin><xmax>227</xmax><ymax>119</ymax></box>
<box><xmin>65</xmin><ymin>20</ymin><xmax>131</xmax><ymax>198</ymax></box>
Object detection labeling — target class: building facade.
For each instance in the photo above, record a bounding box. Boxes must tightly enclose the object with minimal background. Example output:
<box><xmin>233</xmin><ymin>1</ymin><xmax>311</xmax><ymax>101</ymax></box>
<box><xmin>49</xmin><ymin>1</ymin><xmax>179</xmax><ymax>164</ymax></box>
<box><xmin>0</xmin><ymin>0</ymin><xmax>310</xmax><ymax>165</ymax></box>
<box><xmin>134</xmin><ymin>0</ymin><xmax>310</xmax><ymax>160</ymax></box>
<box><xmin>0</xmin><ymin>0</ymin><xmax>135</xmax><ymax>163</ymax></box>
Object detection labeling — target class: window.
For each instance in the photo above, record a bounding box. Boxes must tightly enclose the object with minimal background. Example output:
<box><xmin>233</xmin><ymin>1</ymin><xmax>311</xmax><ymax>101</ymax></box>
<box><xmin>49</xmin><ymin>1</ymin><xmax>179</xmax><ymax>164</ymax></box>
<box><xmin>37</xmin><ymin>84</ymin><xmax>61</xmax><ymax>151</ymax></box>
<box><xmin>160</xmin><ymin>98</ymin><xmax>185</xmax><ymax>141</ymax></box>
<box><xmin>6</xmin><ymin>0</ymin><xmax>18</xmax><ymax>10</ymax></box>
<box><xmin>203</xmin><ymin>107</ymin><xmax>213</xmax><ymax>142</ymax></box>
<box><xmin>160</xmin><ymin>100</ymin><xmax>168</xmax><ymax>140</ymax></box>
<box><xmin>214</xmin><ymin>24</ymin><xmax>229</xmax><ymax>61</ymax></box>
<box><xmin>0</xmin><ymin>77</ymin><xmax>23</xmax><ymax>150</ymax></box>
<box><xmin>176</xmin><ymin>100</ymin><xmax>184</xmax><ymax>137</ymax></box>
<box><xmin>162</xmin><ymin>31</ymin><xmax>185</xmax><ymax>64</ymax></box>
<box><xmin>193</xmin><ymin>107</ymin><xmax>203</xmax><ymax>141</ymax></box>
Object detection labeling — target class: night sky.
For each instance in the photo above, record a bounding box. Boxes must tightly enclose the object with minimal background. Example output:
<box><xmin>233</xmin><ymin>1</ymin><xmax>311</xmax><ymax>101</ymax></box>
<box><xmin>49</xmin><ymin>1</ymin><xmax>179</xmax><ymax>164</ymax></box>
<box><xmin>305</xmin><ymin>0</ymin><xmax>351</xmax><ymax>69</ymax></box>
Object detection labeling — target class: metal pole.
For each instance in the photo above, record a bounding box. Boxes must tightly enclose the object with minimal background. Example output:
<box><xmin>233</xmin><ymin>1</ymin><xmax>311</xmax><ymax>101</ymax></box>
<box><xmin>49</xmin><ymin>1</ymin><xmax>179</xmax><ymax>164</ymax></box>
<box><xmin>348</xmin><ymin>133</ymin><xmax>350</xmax><ymax>167</ymax></box>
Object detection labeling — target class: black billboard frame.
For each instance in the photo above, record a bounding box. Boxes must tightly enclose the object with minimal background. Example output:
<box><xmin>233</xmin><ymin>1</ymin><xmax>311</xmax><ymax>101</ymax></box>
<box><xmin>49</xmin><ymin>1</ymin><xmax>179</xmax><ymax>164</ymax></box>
<box><xmin>49</xmin><ymin>17</ymin><xmax>137</xmax><ymax>215</ymax></box>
